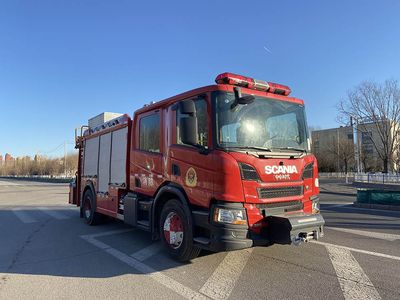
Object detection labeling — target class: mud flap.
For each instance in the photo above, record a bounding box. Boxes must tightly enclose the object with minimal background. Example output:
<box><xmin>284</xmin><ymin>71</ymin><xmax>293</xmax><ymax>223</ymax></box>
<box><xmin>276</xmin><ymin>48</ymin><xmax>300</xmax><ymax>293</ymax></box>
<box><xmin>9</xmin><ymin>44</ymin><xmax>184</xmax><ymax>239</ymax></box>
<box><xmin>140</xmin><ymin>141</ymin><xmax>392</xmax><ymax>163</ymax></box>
<box><xmin>69</xmin><ymin>182</ymin><xmax>77</xmax><ymax>205</ymax></box>
<box><xmin>265</xmin><ymin>214</ymin><xmax>325</xmax><ymax>245</ymax></box>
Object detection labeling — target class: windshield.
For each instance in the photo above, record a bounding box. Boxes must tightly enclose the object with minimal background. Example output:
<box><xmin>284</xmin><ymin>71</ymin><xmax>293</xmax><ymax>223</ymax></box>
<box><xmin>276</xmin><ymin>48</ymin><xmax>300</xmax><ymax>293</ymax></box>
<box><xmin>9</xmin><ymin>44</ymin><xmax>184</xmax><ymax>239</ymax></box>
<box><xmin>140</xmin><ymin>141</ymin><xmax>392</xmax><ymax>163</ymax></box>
<box><xmin>214</xmin><ymin>91</ymin><xmax>310</xmax><ymax>152</ymax></box>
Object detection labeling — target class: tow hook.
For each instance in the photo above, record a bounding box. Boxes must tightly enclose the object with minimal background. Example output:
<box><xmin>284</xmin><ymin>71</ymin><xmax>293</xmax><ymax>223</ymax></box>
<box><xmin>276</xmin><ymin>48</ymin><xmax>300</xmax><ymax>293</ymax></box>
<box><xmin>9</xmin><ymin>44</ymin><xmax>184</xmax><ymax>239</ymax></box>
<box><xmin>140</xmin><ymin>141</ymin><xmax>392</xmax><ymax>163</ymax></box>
<box><xmin>293</xmin><ymin>233</ymin><xmax>308</xmax><ymax>246</ymax></box>
<box><xmin>293</xmin><ymin>231</ymin><xmax>319</xmax><ymax>246</ymax></box>
<box><xmin>293</xmin><ymin>237</ymin><xmax>306</xmax><ymax>246</ymax></box>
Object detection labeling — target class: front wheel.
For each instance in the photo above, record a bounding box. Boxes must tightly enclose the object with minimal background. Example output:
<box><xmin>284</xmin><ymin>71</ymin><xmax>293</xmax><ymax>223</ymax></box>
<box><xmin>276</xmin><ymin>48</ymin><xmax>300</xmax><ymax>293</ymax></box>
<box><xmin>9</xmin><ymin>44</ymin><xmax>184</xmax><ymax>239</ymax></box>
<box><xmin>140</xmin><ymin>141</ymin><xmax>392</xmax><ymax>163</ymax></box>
<box><xmin>160</xmin><ymin>199</ymin><xmax>201</xmax><ymax>262</ymax></box>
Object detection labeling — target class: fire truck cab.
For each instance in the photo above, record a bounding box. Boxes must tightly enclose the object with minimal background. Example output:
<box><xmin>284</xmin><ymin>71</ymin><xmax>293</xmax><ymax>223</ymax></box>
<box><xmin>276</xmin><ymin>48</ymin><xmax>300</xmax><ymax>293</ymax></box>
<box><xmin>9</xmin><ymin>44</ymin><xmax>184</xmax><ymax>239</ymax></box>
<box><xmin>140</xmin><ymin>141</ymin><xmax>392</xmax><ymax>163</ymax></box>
<box><xmin>71</xmin><ymin>72</ymin><xmax>325</xmax><ymax>261</ymax></box>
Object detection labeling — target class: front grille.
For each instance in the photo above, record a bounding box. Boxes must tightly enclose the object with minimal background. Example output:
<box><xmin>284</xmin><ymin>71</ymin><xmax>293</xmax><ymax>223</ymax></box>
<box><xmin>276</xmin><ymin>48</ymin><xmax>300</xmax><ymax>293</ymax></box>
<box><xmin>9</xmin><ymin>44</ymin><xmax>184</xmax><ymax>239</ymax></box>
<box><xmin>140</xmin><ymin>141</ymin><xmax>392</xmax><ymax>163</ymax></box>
<box><xmin>256</xmin><ymin>200</ymin><xmax>302</xmax><ymax>209</ymax></box>
<box><xmin>258</xmin><ymin>186</ymin><xmax>303</xmax><ymax>199</ymax></box>
<box><xmin>257</xmin><ymin>200</ymin><xmax>303</xmax><ymax>215</ymax></box>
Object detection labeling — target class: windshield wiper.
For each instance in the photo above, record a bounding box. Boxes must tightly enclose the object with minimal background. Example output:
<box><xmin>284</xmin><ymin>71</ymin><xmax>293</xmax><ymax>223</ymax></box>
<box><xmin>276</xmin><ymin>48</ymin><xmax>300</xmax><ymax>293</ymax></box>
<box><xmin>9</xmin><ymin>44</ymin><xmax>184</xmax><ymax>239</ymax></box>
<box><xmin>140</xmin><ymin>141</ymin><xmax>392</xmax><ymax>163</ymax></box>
<box><xmin>223</xmin><ymin>146</ymin><xmax>272</xmax><ymax>152</ymax></box>
<box><xmin>272</xmin><ymin>147</ymin><xmax>307</xmax><ymax>153</ymax></box>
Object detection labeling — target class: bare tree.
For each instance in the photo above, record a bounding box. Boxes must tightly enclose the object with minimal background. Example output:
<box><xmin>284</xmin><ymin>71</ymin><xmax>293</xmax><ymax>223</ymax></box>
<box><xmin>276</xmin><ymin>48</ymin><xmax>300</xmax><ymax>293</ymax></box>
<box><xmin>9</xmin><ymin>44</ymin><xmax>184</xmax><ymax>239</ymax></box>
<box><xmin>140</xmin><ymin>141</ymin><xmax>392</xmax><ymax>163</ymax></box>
<box><xmin>338</xmin><ymin>79</ymin><xmax>400</xmax><ymax>173</ymax></box>
<box><xmin>65</xmin><ymin>153</ymin><xmax>79</xmax><ymax>176</ymax></box>
<box><xmin>327</xmin><ymin>137</ymin><xmax>354</xmax><ymax>174</ymax></box>
<box><xmin>0</xmin><ymin>152</ymin><xmax>78</xmax><ymax>177</ymax></box>
<box><xmin>313</xmin><ymin>150</ymin><xmax>336</xmax><ymax>172</ymax></box>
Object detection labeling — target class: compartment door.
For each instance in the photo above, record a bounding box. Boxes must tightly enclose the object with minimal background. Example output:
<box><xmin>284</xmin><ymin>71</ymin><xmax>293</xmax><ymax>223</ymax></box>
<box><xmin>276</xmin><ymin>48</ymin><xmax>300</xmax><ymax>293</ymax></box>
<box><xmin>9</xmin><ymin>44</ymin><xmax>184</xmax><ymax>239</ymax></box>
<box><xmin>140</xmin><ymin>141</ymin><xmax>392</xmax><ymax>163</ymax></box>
<box><xmin>98</xmin><ymin>133</ymin><xmax>111</xmax><ymax>193</ymax></box>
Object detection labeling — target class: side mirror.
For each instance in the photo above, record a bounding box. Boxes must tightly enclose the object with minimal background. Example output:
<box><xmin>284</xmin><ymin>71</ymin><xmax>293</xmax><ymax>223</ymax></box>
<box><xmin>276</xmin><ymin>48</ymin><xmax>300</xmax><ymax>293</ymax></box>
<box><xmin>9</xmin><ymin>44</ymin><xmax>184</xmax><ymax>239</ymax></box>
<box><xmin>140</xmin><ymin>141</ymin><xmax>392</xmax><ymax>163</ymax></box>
<box><xmin>237</xmin><ymin>95</ymin><xmax>256</xmax><ymax>104</ymax></box>
<box><xmin>179</xmin><ymin>116</ymin><xmax>198</xmax><ymax>145</ymax></box>
<box><xmin>231</xmin><ymin>87</ymin><xmax>255</xmax><ymax>109</ymax></box>
<box><xmin>179</xmin><ymin>100</ymin><xmax>196</xmax><ymax>115</ymax></box>
<box><xmin>179</xmin><ymin>99</ymin><xmax>198</xmax><ymax>146</ymax></box>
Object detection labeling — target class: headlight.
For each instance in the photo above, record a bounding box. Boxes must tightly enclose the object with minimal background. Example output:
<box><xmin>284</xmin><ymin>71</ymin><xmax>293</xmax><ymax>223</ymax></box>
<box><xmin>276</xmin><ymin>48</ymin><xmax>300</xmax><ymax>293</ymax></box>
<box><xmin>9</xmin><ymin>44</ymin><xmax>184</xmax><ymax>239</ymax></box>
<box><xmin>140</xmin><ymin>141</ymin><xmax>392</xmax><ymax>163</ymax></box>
<box><xmin>213</xmin><ymin>208</ymin><xmax>247</xmax><ymax>225</ymax></box>
<box><xmin>311</xmin><ymin>196</ymin><xmax>320</xmax><ymax>213</ymax></box>
<box><xmin>314</xmin><ymin>178</ymin><xmax>319</xmax><ymax>187</ymax></box>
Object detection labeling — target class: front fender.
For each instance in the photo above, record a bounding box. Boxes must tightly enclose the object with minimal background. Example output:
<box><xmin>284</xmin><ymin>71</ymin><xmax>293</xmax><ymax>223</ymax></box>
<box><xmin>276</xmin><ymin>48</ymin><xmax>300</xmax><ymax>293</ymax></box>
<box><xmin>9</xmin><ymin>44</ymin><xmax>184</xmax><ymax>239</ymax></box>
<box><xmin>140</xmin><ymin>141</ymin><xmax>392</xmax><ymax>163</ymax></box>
<box><xmin>151</xmin><ymin>183</ymin><xmax>193</xmax><ymax>239</ymax></box>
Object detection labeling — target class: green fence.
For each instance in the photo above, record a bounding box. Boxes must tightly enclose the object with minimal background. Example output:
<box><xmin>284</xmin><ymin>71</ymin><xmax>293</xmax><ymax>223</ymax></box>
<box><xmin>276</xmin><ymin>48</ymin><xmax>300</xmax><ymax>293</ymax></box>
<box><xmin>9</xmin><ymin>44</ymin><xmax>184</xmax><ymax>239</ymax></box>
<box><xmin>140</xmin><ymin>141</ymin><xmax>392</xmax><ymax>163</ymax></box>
<box><xmin>357</xmin><ymin>189</ymin><xmax>400</xmax><ymax>206</ymax></box>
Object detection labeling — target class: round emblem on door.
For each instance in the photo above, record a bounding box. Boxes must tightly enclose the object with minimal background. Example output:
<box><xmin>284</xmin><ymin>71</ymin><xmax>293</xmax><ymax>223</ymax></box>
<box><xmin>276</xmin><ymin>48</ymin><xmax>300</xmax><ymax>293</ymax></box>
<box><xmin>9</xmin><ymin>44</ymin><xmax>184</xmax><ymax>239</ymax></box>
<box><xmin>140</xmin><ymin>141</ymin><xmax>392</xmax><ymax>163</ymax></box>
<box><xmin>185</xmin><ymin>167</ymin><xmax>197</xmax><ymax>187</ymax></box>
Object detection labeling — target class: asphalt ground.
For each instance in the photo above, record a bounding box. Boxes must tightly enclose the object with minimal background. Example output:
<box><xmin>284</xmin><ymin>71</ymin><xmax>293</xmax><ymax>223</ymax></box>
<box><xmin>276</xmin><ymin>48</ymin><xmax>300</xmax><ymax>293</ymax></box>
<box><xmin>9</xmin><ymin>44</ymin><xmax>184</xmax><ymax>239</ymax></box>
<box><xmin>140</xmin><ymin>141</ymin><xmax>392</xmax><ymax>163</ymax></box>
<box><xmin>0</xmin><ymin>178</ymin><xmax>399</xmax><ymax>299</ymax></box>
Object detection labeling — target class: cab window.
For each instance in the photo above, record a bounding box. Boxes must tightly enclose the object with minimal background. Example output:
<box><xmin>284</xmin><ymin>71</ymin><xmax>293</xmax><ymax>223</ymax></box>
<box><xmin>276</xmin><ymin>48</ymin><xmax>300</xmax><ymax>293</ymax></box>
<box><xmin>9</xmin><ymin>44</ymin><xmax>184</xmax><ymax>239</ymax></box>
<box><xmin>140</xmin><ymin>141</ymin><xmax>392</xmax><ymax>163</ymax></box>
<box><xmin>139</xmin><ymin>113</ymin><xmax>160</xmax><ymax>152</ymax></box>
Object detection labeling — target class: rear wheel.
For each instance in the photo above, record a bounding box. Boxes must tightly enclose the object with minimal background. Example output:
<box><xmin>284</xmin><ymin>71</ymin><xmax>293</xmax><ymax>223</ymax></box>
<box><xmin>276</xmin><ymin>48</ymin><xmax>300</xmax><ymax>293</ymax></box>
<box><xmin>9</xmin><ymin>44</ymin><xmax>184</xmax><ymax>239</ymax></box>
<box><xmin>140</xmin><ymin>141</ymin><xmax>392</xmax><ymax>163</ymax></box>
<box><xmin>160</xmin><ymin>199</ymin><xmax>201</xmax><ymax>262</ymax></box>
<box><xmin>82</xmin><ymin>189</ymin><xmax>103</xmax><ymax>225</ymax></box>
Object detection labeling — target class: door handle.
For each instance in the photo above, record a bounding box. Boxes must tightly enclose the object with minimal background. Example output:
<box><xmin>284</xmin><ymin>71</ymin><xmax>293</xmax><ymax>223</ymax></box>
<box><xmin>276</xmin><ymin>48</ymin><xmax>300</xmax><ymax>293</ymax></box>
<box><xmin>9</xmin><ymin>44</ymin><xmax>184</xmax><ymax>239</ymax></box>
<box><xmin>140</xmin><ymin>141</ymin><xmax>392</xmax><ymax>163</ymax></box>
<box><xmin>172</xmin><ymin>164</ymin><xmax>181</xmax><ymax>176</ymax></box>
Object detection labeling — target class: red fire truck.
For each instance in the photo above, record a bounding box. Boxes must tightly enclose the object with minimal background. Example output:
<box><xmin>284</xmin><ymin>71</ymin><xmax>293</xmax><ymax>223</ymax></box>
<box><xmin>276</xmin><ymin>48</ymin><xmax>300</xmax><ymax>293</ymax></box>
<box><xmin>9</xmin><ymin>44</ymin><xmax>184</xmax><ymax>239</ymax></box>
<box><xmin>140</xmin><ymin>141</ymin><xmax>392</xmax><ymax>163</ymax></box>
<box><xmin>70</xmin><ymin>72</ymin><xmax>324</xmax><ymax>261</ymax></box>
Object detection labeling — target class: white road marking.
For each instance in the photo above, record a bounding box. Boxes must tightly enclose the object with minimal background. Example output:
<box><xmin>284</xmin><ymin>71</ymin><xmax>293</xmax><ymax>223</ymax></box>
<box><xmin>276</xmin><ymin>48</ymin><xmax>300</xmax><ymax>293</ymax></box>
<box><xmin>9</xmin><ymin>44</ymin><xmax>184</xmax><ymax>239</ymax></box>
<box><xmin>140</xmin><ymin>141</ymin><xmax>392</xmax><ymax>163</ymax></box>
<box><xmin>327</xmin><ymin>227</ymin><xmax>400</xmax><ymax>241</ymax></box>
<box><xmin>199</xmin><ymin>248</ymin><xmax>253</xmax><ymax>300</ymax></box>
<box><xmin>312</xmin><ymin>240</ymin><xmax>400</xmax><ymax>261</ymax></box>
<box><xmin>81</xmin><ymin>233</ymin><xmax>208</xmax><ymax>300</ymax></box>
<box><xmin>326</xmin><ymin>245</ymin><xmax>381</xmax><ymax>300</ymax></box>
<box><xmin>81</xmin><ymin>228</ymin><xmax>134</xmax><ymax>239</ymax></box>
<box><xmin>11</xmin><ymin>208</ymin><xmax>37</xmax><ymax>223</ymax></box>
<box><xmin>322</xmin><ymin>203</ymin><xmax>353</xmax><ymax>209</ymax></box>
<box><xmin>130</xmin><ymin>242</ymin><xmax>163</xmax><ymax>261</ymax></box>
<box><xmin>324</xmin><ymin>204</ymin><xmax>400</xmax><ymax>213</ymax></box>
<box><xmin>0</xmin><ymin>181</ymin><xmax>21</xmax><ymax>186</ymax></box>
<box><xmin>37</xmin><ymin>207</ymin><xmax>70</xmax><ymax>220</ymax></box>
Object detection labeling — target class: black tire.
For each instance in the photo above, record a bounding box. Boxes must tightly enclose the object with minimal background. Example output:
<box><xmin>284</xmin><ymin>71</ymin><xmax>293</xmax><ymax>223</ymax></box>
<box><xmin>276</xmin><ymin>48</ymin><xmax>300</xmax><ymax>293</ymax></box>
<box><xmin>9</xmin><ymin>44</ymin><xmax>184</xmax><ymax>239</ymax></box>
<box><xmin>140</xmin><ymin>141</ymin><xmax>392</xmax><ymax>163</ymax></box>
<box><xmin>82</xmin><ymin>189</ymin><xmax>103</xmax><ymax>225</ymax></box>
<box><xmin>159</xmin><ymin>199</ymin><xmax>201</xmax><ymax>262</ymax></box>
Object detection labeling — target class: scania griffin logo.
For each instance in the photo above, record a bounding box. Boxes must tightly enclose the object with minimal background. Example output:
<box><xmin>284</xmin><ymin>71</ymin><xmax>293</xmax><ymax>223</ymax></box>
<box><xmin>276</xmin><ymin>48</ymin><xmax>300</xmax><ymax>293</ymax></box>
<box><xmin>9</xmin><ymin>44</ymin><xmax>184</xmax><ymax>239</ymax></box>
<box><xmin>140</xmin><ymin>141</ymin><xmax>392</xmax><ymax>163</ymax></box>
<box><xmin>265</xmin><ymin>165</ymin><xmax>298</xmax><ymax>174</ymax></box>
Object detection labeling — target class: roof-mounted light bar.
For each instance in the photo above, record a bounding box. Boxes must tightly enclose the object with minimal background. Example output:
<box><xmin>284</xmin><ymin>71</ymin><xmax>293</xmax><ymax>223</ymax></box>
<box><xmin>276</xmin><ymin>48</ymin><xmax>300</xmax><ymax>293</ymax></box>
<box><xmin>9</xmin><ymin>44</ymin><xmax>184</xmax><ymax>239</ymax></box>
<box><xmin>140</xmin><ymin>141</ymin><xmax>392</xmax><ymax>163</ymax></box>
<box><xmin>267</xmin><ymin>82</ymin><xmax>291</xmax><ymax>96</ymax></box>
<box><xmin>215</xmin><ymin>72</ymin><xmax>291</xmax><ymax>96</ymax></box>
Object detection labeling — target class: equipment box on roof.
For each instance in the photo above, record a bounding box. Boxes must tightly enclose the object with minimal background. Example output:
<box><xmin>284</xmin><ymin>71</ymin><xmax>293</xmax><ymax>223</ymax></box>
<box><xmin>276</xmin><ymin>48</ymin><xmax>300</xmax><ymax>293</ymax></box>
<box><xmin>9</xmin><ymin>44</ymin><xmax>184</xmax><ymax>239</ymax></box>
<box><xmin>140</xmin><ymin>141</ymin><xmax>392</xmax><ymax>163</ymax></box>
<box><xmin>88</xmin><ymin>112</ymin><xmax>123</xmax><ymax>129</ymax></box>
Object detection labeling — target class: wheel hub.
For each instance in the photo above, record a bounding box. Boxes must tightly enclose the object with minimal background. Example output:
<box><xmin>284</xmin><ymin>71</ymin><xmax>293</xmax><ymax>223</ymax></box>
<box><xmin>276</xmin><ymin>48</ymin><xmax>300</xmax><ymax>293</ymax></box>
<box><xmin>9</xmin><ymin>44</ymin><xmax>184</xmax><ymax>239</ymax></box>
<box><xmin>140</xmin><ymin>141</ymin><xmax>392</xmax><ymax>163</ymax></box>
<box><xmin>163</xmin><ymin>212</ymin><xmax>184</xmax><ymax>249</ymax></box>
<box><xmin>84</xmin><ymin>198</ymin><xmax>91</xmax><ymax>219</ymax></box>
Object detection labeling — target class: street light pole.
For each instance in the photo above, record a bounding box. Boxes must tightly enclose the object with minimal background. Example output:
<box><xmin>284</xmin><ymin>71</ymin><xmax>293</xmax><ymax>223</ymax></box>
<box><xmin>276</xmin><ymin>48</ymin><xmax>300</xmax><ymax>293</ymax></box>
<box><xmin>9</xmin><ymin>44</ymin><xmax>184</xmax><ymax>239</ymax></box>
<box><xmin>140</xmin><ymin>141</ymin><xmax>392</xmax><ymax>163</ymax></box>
<box><xmin>64</xmin><ymin>141</ymin><xmax>67</xmax><ymax>178</ymax></box>
<box><xmin>351</xmin><ymin>116</ymin><xmax>361</xmax><ymax>174</ymax></box>
<box><xmin>337</xmin><ymin>128</ymin><xmax>340</xmax><ymax>173</ymax></box>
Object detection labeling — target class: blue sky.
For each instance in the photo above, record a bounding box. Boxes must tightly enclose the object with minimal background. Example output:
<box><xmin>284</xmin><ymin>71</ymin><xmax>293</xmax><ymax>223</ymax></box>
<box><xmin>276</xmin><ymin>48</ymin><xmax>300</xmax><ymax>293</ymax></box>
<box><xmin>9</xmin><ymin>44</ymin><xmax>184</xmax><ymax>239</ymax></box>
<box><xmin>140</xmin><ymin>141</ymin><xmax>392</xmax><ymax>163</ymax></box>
<box><xmin>1</xmin><ymin>0</ymin><xmax>400</xmax><ymax>157</ymax></box>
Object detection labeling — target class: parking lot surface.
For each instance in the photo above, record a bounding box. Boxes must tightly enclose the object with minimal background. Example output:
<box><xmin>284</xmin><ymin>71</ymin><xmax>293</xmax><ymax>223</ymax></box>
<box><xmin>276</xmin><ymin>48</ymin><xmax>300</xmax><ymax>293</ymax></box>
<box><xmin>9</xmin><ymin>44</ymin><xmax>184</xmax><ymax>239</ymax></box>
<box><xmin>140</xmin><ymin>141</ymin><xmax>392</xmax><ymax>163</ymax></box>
<box><xmin>0</xmin><ymin>179</ymin><xmax>399</xmax><ymax>299</ymax></box>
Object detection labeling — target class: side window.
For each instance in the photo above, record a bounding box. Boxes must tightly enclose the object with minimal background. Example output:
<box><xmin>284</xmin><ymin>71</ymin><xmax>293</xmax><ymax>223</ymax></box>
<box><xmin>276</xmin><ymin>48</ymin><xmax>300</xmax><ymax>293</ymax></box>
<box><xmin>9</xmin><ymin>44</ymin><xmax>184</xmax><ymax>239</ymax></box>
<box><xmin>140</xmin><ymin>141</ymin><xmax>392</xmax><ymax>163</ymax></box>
<box><xmin>139</xmin><ymin>113</ymin><xmax>160</xmax><ymax>152</ymax></box>
<box><xmin>177</xmin><ymin>99</ymin><xmax>208</xmax><ymax>147</ymax></box>
<box><xmin>362</xmin><ymin>131</ymin><xmax>372</xmax><ymax>144</ymax></box>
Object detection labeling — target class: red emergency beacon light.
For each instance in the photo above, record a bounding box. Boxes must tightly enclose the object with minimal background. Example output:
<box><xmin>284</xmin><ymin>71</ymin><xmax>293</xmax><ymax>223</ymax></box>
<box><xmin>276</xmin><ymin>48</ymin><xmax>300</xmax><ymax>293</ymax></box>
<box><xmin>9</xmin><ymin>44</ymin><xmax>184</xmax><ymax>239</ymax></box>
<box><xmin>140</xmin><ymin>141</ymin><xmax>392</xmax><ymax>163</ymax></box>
<box><xmin>215</xmin><ymin>72</ymin><xmax>292</xmax><ymax>96</ymax></box>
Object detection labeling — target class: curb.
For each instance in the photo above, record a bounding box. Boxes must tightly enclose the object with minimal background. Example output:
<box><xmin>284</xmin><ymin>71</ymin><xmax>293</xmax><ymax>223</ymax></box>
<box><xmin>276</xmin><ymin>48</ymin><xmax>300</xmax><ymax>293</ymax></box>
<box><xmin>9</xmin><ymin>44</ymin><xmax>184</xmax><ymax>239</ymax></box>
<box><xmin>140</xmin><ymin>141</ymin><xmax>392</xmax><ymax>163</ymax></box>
<box><xmin>353</xmin><ymin>181</ymin><xmax>400</xmax><ymax>191</ymax></box>
<box><xmin>0</xmin><ymin>176</ymin><xmax>72</xmax><ymax>184</ymax></box>
<box><xmin>320</xmin><ymin>191</ymin><xmax>356</xmax><ymax>197</ymax></box>
<box><xmin>353</xmin><ymin>202</ymin><xmax>400</xmax><ymax>211</ymax></box>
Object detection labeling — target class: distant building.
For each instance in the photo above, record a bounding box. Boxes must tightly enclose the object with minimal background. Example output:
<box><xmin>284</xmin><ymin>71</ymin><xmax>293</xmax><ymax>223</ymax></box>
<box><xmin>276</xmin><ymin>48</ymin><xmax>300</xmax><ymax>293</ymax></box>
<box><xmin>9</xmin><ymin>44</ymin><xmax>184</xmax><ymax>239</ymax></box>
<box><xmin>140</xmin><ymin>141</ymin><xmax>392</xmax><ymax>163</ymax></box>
<box><xmin>0</xmin><ymin>155</ymin><xmax>3</xmax><ymax>165</ymax></box>
<box><xmin>4</xmin><ymin>153</ymin><xmax>14</xmax><ymax>162</ymax></box>
<box><xmin>311</xmin><ymin>121</ymin><xmax>399</xmax><ymax>172</ymax></box>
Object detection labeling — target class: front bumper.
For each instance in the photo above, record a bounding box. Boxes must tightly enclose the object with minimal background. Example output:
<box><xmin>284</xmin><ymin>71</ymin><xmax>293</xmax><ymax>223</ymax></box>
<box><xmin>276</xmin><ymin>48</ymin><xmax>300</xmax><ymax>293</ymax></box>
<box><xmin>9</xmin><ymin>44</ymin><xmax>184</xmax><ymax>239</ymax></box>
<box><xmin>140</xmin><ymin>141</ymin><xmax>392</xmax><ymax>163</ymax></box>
<box><xmin>192</xmin><ymin>203</ymin><xmax>325</xmax><ymax>252</ymax></box>
<box><xmin>263</xmin><ymin>213</ymin><xmax>325</xmax><ymax>245</ymax></box>
<box><xmin>192</xmin><ymin>209</ymin><xmax>254</xmax><ymax>252</ymax></box>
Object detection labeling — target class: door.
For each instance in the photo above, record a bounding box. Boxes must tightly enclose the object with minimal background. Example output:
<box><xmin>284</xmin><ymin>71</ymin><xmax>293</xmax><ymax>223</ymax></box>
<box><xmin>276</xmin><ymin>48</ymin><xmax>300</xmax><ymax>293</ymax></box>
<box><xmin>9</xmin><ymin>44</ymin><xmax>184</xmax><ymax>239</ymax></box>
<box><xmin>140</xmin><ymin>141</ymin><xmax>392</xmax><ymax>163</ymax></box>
<box><xmin>169</xmin><ymin>96</ymin><xmax>214</xmax><ymax>208</ymax></box>
<box><xmin>132</xmin><ymin>111</ymin><xmax>163</xmax><ymax>196</ymax></box>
